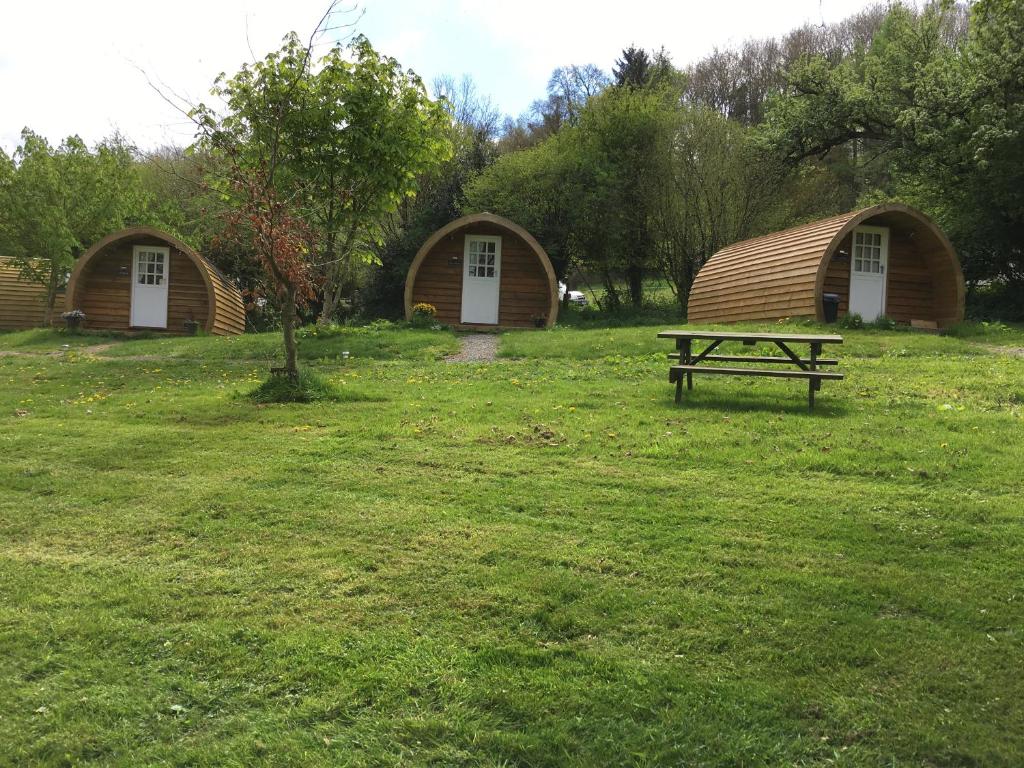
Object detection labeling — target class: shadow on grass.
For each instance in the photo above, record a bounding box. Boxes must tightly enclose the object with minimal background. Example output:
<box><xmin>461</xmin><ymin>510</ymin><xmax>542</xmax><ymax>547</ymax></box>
<box><xmin>661</xmin><ymin>388</ymin><xmax>849</xmax><ymax>417</ymax></box>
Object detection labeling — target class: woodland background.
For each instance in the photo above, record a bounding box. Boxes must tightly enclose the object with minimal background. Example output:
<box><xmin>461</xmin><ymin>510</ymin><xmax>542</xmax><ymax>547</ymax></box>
<box><xmin>2</xmin><ymin>0</ymin><xmax>1021</xmax><ymax>328</ymax></box>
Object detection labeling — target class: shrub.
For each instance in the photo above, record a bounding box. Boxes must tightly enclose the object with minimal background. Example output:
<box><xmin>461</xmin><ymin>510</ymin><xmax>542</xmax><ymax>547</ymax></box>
<box><xmin>966</xmin><ymin>281</ymin><xmax>1024</xmax><ymax>322</ymax></box>
<box><xmin>838</xmin><ymin>313</ymin><xmax>864</xmax><ymax>329</ymax></box>
<box><xmin>409</xmin><ymin>303</ymin><xmax>440</xmax><ymax>329</ymax></box>
<box><xmin>410</xmin><ymin>303</ymin><xmax>437</xmax><ymax>327</ymax></box>
<box><xmin>868</xmin><ymin>315</ymin><xmax>899</xmax><ymax>331</ymax></box>
<box><xmin>560</xmin><ymin>296</ymin><xmax>682</xmax><ymax>328</ymax></box>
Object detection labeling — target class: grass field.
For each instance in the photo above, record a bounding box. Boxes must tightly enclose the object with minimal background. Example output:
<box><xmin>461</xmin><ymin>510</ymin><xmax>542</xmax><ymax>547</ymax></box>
<box><xmin>1</xmin><ymin>321</ymin><xmax>1023</xmax><ymax>766</ymax></box>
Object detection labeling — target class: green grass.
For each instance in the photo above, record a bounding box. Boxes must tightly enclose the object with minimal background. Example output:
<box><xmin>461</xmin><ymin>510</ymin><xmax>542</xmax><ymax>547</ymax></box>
<box><xmin>1</xmin><ymin>323</ymin><xmax>460</xmax><ymax>362</ymax></box>
<box><xmin>0</xmin><ymin>328</ymin><xmax>124</xmax><ymax>351</ymax></box>
<box><xmin>1</xmin><ymin>322</ymin><xmax>1023</xmax><ymax>765</ymax></box>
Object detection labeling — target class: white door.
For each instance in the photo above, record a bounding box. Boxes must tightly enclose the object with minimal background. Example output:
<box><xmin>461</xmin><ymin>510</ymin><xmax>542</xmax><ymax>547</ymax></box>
<box><xmin>461</xmin><ymin>235</ymin><xmax>501</xmax><ymax>324</ymax></box>
<box><xmin>130</xmin><ymin>245</ymin><xmax>170</xmax><ymax>328</ymax></box>
<box><xmin>848</xmin><ymin>226</ymin><xmax>889</xmax><ymax>322</ymax></box>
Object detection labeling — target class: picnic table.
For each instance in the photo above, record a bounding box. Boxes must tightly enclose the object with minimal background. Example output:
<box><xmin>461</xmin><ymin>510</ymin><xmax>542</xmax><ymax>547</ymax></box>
<box><xmin>657</xmin><ymin>330</ymin><xmax>845</xmax><ymax>411</ymax></box>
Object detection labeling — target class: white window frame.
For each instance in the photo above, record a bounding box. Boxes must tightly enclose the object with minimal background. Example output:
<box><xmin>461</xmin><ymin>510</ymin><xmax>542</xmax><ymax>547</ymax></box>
<box><xmin>463</xmin><ymin>235</ymin><xmax>501</xmax><ymax>281</ymax></box>
<box><xmin>851</xmin><ymin>226</ymin><xmax>889</xmax><ymax>277</ymax></box>
<box><xmin>131</xmin><ymin>245</ymin><xmax>170</xmax><ymax>287</ymax></box>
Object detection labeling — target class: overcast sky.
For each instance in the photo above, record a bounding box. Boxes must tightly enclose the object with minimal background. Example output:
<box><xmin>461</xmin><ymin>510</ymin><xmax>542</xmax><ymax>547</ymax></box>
<box><xmin>0</xmin><ymin>0</ymin><xmax>878</xmax><ymax>153</ymax></box>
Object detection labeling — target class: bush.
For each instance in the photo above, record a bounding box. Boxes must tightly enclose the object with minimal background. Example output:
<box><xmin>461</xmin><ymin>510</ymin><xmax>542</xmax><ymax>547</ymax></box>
<box><xmin>966</xmin><ymin>281</ymin><xmax>1024</xmax><ymax>323</ymax></box>
<box><xmin>560</xmin><ymin>296</ymin><xmax>682</xmax><ymax>328</ymax></box>
<box><xmin>838</xmin><ymin>313</ymin><xmax>864</xmax><ymax>329</ymax></box>
<box><xmin>868</xmin><ymin>315</ymin><xmax>899</xmax><ymax>331</ymax></box>
<box><xmin>410</xmin><ymin>303</ymin><xmax>437</xmax><ymax>328</ymax></box>
<box><xmin>945</xmin><ymin>319</ymin><xmax>1017</xmax><ymax>339</ymax></box>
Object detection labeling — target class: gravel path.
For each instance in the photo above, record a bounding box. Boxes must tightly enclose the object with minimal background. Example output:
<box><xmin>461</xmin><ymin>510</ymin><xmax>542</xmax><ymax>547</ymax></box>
<box><xmin>988</xmin><ymin>346</ymin><xmax>1024</xmax><ymax>357</ymax></box>
<box><xmin>445</xmin><ymin>333</ymin><xmax>499</xmax><ymax>363</ymax></box>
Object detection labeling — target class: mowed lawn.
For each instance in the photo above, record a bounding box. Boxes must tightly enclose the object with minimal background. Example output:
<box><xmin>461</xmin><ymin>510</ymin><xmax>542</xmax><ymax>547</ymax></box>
<box><xmin>1</xmin><ymin>322</ymin><xmax>1023</xmax><ymax>766</ymax></box>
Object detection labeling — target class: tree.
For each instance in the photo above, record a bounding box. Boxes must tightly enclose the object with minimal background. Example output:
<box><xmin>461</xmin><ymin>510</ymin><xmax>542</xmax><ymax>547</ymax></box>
<box><xmin>762</xmin><ymin>0</ymin><xmax>1022</xmax><ymax>291</ymax></box>
<box><xmin>571</xmin><ymin>85</ymin><xmax>673</xmax><ymax>308</ymax></box>
<box><xmin>462</xmin><ymin>129</ymin><xmax>580</xmax><ymax>283</ymax></box>
<box><xmin>0</xmin><ymin>130</ymin><xmax>143</xmax><ymax>324</ymax></box>
<box><xmin>651</xmin><ymin>108</ymin><xmax>782</xmax><ymax>311</ymax></box>
<box><xmin>192</xmin><ymin>27</ymin><xmax>451</xmax><ymax>381</ymax></box>
<box><xmin>613</xmin><ymin>45</ymin><xmax>673</xmax><ymax>89</ymax></box>
<box><xmin>545</xmin><ymin>64</ymin><xmax>610</xmax><ymax>126</ymax></box>
<box><xmin>304</xmin><ymin>37</ymin><xmax>452</xmax><ymax>321</ymax></box>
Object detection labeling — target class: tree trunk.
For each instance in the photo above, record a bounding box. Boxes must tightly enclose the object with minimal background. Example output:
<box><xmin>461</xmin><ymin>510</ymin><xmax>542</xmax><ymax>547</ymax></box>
<box><xmin>601</xmin><ymin>269</ymin><xmax>621</xmax><ymax>311</ymax></box>
<box><xmin>281</xmin><ymin>286</ymin><xmax>300</xmax><ymax>383</ymax></box>
<box><xmin>626</xmin><ymin>262</ymin><xmax>644</xmax><ymax>307</ymax></box>
<box><xmin>320</xmin><ymin>266</ymin><xmax>343</xmax><ymax>325</ymax></box>
<box><xmin>43</xmin><ymin>267</ymin><xmax>60</xmax><ymax>327</ymax></box>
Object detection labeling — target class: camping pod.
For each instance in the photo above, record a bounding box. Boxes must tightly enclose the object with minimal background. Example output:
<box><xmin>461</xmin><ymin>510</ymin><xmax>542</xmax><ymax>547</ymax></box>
<box><xmin>0</xmin><ymin>257</ymin><xmax>63</xmax><ymax>330</ymax></box>
<box><xmin>65</xmin><ymin>227</ymin><xmax>245</xmax><ymax>335</ymax></box>
<box><xmin>405</xmin><ymin>213</ymin><xmax>559</xmax><ymax>329</ymax></box>
<box><xmin>687</xmin><ymin>203</ymin><xmax>965</xmax><ymax>328</ymax></box>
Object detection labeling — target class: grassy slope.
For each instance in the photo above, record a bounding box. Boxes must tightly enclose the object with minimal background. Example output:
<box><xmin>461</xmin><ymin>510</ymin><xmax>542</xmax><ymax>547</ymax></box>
<box><xmin>1</xmin><ymin>323</ymin><xmax>1022</xmax><ymax>766</ymax></box>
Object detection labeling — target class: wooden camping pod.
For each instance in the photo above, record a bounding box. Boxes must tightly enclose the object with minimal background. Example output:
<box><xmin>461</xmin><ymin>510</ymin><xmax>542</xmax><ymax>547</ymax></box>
<box><xmin>65</xmin><ymin>227</ymin><xmax>245</xmax><ymax>335</ymax></box>
<box><xmin>687</xmin><ymin>203</ymin><xmax>965</xmax><ymax>327</ymax></box>
<box><xmin>405</xmin><ymin>213</ymin><xmax>559</xmax><ymax>329</ymax></box>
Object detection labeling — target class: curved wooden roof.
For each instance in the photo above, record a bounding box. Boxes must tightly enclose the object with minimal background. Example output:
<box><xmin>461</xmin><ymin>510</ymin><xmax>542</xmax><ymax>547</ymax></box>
<box><xmin>687</xmin><ymin>203</ymin><xmax>964</xmax><ymax>324</ymax></box>
<box><xmin>404</xmin><ymin>212</ymin><xmax>559</xmax><ymax>327</ymax></box>
<box><xmin>66</xmin><ymin>227</ymin><xmax>246</xmax><ymax>335</ymax></box>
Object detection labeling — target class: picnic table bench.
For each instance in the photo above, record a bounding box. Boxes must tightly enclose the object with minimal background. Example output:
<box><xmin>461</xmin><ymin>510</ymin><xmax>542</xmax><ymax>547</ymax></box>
<box><xmin>657</xmin><ymin>330</ymin><xmax>844</xmax><ymax>411</ymax></box>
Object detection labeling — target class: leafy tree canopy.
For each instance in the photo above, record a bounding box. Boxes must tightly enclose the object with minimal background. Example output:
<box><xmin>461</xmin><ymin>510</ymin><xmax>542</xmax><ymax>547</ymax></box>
<box><xmin>0</xmin><ymin>129</ymin><xmax>144</xmax><ymax>322</ymax></box>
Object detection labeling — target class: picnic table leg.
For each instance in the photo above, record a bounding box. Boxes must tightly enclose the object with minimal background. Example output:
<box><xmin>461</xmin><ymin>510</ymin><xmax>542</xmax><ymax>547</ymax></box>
<box><xmin>684</xmin><ymin>338</ymin><xmax>693</xmax><ymax>391</ymax></box>
<box><xmin>808</xmin><ymin>342</ymin><xmax>821</xmax><ymax>411</ymax></box>
<box><xmin>674</xmin><ymin>339</ymin><xmax>686</xmax><ymax>403</ymax></box>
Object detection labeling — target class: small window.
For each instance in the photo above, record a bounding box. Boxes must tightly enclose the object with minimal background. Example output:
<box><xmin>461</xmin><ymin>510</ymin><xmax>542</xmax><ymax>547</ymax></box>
<box><xmin>466</xmin><ymin>238</ymin><xmax>498</xmax><ymax>278</ymax></box>
<box><xmin>135</xmin><ymin>249</ymin><xmax>167</xmax><ymax>286</ymax></box>
<box><xmin>853</xmin><ymin>230</ymin><xmax>883</xmax><ymax>275</ymax></box>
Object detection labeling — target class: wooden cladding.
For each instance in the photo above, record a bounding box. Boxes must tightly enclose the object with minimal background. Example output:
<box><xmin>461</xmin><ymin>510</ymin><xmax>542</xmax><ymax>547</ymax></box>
<box><xmin>66</xmin><ymin>227</ymin><xmax>245</xmax><ymax>335</ymax></box>
<box><xmin>406</xmin><ymin>213</ymin><xmax>559</xmax><ymax>329</ymax></box>
<box><xmin>687</xmin><ymin>204</ymin><xmax>965</xmax><ymax>326</ymax></box>
<box><xmin>73</xmin><ymin>241</ymin><xmax>207</xmax><ymax>331</ymax></box>
<box><xmin>0</xmin><ymin>258</ymin><xmax>63</xmax><ymax>330</ymax></box>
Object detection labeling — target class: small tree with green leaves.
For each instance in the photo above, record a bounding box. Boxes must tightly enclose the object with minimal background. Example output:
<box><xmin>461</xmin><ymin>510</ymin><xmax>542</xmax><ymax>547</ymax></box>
<box><xmin>192</xmin><ymin>21</ymin><xmax>451</xmax><ymax>382</ymax></box>
<box><xmin>0</xmin><ymin>130</ymin><xmax>142</xmax><ymax>325</ymax></box>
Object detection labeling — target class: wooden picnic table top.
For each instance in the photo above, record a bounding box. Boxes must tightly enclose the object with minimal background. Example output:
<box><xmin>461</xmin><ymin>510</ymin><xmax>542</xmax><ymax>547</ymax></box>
<box><xmin>657</xmin><ymin>329</ymin><xmax>844</xmax><ymax>344</ymax></box>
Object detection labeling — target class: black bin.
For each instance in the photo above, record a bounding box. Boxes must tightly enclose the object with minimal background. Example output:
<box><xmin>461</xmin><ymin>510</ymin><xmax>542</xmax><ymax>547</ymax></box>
<box><xmin>822</xmin><ymin>293</ymin><xmax>840</xmax><ymax>323</ymax></box>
